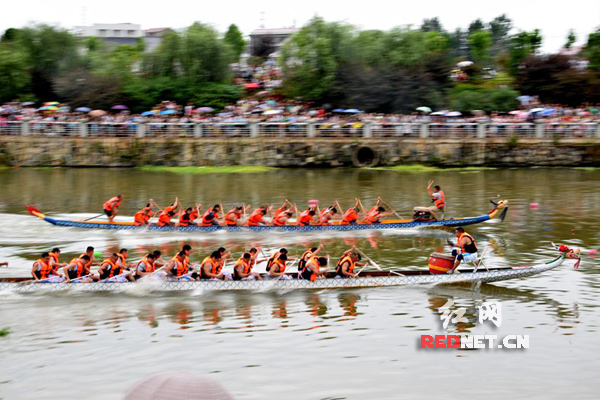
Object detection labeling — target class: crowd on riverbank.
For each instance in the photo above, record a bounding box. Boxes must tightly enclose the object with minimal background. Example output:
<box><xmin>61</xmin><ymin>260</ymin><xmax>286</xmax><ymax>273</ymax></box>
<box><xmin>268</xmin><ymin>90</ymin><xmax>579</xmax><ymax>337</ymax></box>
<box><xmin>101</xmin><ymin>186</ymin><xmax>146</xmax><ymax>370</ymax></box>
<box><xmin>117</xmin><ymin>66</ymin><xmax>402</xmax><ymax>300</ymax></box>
<box><xmin>2</xmin><ymin>100</ymin><xmax>600</xmax><ymax>127</ymax></box>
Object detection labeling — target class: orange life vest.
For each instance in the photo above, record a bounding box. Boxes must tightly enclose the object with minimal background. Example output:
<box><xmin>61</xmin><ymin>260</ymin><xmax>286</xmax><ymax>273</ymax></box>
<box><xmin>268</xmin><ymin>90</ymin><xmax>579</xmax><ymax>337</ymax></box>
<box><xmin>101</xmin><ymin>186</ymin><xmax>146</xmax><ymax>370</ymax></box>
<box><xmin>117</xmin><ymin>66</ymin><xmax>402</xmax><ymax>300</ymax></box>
<box><xmin>178</xmin><ymin>213</ymin><xmax>192</xmax><ymax>227</ymax></box>
<box><xmin>201</xmin><ymin>210</ymin><xmax>219</xmax><ymax>226</ymax></box>
<box><xmin>233</xmin><ymin>257</ymin><xmax>252</xmax><ymax>278</ymax></box>
<box><xmin>319</xmin><ymin>209</ymin><xmax>332</xmax><ymax>224</ymax></box>
<box><xmin>365</xmin><ymin>207</ymin><xmax>380</xmax><ymax>224</ymax></box>
<box><xmin>134</xmin><ymin>211</ymin><xmax>149</xmax><ymax>226</ymax></box>
<box><xmin>49</xmin><ymin>252</ymin><xmax>59</xmax><ymax>266</ymax></box>
<box><xmin>71</xmin><ymin>253</ymin><xmax>93</xmax><ymax>269</ymax></box>
<box><xmin>225</xmin><ymin>210</ymin><xmax>239</xmax><ymax>226</ymax></box>
<box><xmin>170</xmin><ymin>257</ymin><xmax>188</xmax><ymax>277</ymax></box>
<box><xmin>335</xmin><ymin>256</ymin><xmax>355</xmax><ymax>276</ymax></box>
<box><xmin>248</xmin><ymin>209</ymin><xmax>265</xmax><ymax>226</ymax></box>
<box><xmin>158</xmin><ymin>213</ymin><xmax>173</xmax><ymax>226</ymax></box>
<box><xmin>273</xmin><ymin>213</ymin><xmax>287</xmax><ymax>226</ymax></box>
<box><xmin>342</xmin><ymin>208</ymin><xmax>358</xmax><ymax>224</ymax></box>
<box><xmin>201</xmin><ymin>257</ymin><xmax>220</xmax><ymax>277</ymax></box>
<box><xmin>103</xmin><ymin>197</ymin><xmax>122</xmax><ymax>211</ymax></box>
<box><xmin>100</xmin><ymin>259</ymin><xmax>119</xmax><ymax>279</ymax></box>
<box><xmin>459</xmin><ymin>232</ymin><xmax>478</xmax><ymax>254</ymax></box>
<box><xmin>68</xmin><ymin>259</ymin><xmax>87</xmax><ymax>278</ymax></box>
<box><xmin>301</xmin><ymin>256</ymin><xmax>320</xmax><ymax>281</ymax></box>
<box><xmin>298</xmin><ymin>210</ymin><xmax>314</xmax><ymax>226</ymax></box>
<box><xmin>136</xmin><ymin>257</ymin><xmax>155</xmax><ymax>274</ymax></box>
<box><xmin>266</xmin><ymin>252</ymin><xmax>280</xmax><ymax>272</ymax></box>
<box><xmin>271</xmin><ymin>258</ymin><xmax>286</xmax><ymax>274</ymax></box>
<box><xmin>34</xmin><ymin>259</ymin><xmax>52</xmax><ymax>279</ymax></box>
<box><xmin>434</xmin><ymin>191</ymin><xmax>445</xmax><ymax>209</ymax></box>
<box><xmin>298</xmin><ymin>250</ymin><xmax>313</xmax><ymax>272</ymax></box>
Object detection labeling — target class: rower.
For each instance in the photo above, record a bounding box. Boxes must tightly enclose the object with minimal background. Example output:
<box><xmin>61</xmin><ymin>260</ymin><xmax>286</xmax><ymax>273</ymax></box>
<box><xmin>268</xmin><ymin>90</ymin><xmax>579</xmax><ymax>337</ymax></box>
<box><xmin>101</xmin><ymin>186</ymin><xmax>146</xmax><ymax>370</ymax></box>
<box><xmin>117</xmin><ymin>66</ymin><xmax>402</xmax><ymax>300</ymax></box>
<box><xmin>273</xmin><ymin>211</ymin><xmax>293</xmax><ymax>226</ymax></box>
<box><xmin>247</xmin><ymin>206</ymin><xmax>268</xmax><ymax>226</ymax></box>
<box><xmin>364</xmin><ymin>199</ymin><xmax>394</xmax><ymax>224</ymax></box>
<box><xmin>129</xmin><ymin>253</ymin><xmax>158</xmax><ymax>281</ymax></box>
<box><xmin>224</xmin><ymin>206</ymin><xmax>243</xmax><ymax>226</ymax></box>
<box><xmin>200</xmin><ymin>251</ymin><xmax>230</xmax><ymax>280</ymax></box>
<box><xmin>179</xmin><ymin>206</ymin><xmax>200</xmax><ymax>227</ymax></box>
<box><xmin>427</xmin><ymin>180</ymin><xmax>446</xmax><ymax>220</ymax></box>
<box><xmin>103</xmin><ymin>194</ymin><xmax>123</xmax><ymax>223</ymax></box>
<box><xmin>48</xmin><ymin>247</ymin><xmax>66</xmax><ymax>270</ymax></box>
<box><xmin>152</xmin><ymin>250</ymin><xmax>165</xmax><ymax>269</ymax></box>
<box><xmin>318</xmin><ymin>206</ymin><xmax>338</xmax><ymax>225</ymax></box>
<box><xmin>158</xmin><ymin>210</ymin><xmax>176</xmax><ymax>227</ymax></box>
<box><xmin>274</xmin><ymin>200</ymin><xmax>293</xmax><ymax>220</ymax></box>
<box><xmin>341</xmin><ymin>200</ymin><xmax>361</xmax><ymax>225</ymax></box>
<box><xmin>233</xmin><ymin>252</ymin><xmax>262</xmax><ymax>281</ymax></box>
<box><xmin>116</xmin><ymin>249</ymin><xmax>130</xmax><ymax>270</ymax></box>
<box><xmin>63</xmin><ymin>255</ymin><xmax>91</xmax><ymax>282</ymax></box>
<box><xmin>134</xmin><ymin>207</ymin><xmax>151</xmax><ymax>226</ymax></box>
<box><xmin>299</xmin><ymin>256</ymin><xmax>329</xmax><ymax>281</ymax></box>
<box><xmin>201</xmin><ymin>205</ymin><xmax>222</xmax><ymax>226</ymax></box>
<box><xmin>268</xmin><ymin>253</ymin><xmax>291</xmax><ymax>279</ymax></box>
<box><xmin>334</xmin><ymin>251</ymin><xmax>366</xmax><ymax>278</ymax></box>
<box><xmin>161</xmin><ymin>198</ymin><xmax>181</xmax><ymax>215</ymax></box>
<box><xmin>298</xmin><ymin>245</ymin><xmax>323</xmax><ymax>273</ymax></box>
<box><xmin>217</xmin><ymin>247</ymin><xmax>232</xmax><ymax>280</ymax></box>
<box><xmin>266</xmin><ymin>248</ymin><xmax>288</xmax><ymax>272</ymax></box>
<box><xmin>31</xmin><ymin>252</ymin><xmax>63</xmax><ymax>281</ymax></box>
<box><xmin>298</xmin><ymin>209</ymin><xmax>316</xmax><ymax>226</ymax></box>
<box><xmin>448</xmin><ymin>227</ymin><xmax>478</xmax><ymax>273</ymax></box>
<box><xmin>97</xmin><ymin>253</ymin><xmax>121</xmax><ymax>280</ymax></box>
<box><xmin>166</xmin><ymin>251</ymin><xmax>196</xmax><ymax>281</ymax></box>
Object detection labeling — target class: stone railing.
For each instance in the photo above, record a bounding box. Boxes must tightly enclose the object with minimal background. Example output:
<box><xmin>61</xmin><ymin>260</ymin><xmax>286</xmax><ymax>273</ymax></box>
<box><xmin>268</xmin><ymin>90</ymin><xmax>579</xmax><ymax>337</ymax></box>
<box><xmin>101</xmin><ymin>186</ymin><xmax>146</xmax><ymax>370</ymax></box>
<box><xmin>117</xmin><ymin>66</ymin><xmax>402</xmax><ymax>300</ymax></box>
<box><xmin>1</xmin><ymin>121</ymin><xmax>600</xmax><ymax>139</ymax></box>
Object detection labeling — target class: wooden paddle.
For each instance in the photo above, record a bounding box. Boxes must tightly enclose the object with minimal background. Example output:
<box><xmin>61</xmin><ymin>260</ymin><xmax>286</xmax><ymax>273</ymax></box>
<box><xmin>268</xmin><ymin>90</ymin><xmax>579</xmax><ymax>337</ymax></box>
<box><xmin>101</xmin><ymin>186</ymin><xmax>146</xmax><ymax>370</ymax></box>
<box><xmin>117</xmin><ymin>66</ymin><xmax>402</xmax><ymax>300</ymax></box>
<box><xmin>84</xmin><ymin>213</ymin><xmax>105</xmax><ymax>222</ymax></box>
<box><xmin>377</xmin><ymin>196</ymin><xmax>403</xmax><ymax>220</ymax></box>
<box><xmin>354</xmin><ymin>246</ymin><xmax>404</xmax><ymax>277</ymax></box>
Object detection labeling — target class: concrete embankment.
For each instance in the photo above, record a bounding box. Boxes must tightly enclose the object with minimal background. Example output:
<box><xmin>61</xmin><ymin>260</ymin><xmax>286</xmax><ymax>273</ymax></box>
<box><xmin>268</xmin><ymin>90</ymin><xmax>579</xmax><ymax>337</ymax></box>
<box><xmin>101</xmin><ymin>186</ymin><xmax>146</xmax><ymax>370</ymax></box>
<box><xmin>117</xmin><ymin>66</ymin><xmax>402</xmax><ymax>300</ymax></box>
<box><xmin>1</xmin><ymin>137</ymin><xmax>600</xmax><ymax>167</ymax></box>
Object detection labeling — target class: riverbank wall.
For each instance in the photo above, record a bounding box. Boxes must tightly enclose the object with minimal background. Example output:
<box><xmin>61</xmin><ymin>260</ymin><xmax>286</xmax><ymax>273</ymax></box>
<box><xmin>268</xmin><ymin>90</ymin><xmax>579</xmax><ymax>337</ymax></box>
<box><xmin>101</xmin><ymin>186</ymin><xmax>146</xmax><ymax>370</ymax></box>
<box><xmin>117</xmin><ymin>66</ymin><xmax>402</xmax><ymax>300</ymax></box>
<box><xmin>1</xmin><ymin>137</ymin><xmax>600</xmax><ymax>167</ymax></box>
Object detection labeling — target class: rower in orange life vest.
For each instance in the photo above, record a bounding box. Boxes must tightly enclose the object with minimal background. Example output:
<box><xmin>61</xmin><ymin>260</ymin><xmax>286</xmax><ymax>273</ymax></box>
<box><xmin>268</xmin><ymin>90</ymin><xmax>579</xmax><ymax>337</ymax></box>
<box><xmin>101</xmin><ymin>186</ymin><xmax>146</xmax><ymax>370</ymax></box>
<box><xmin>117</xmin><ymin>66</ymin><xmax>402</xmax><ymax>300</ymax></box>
<box><xmin>128</xmin><ymin>253</ymin><xmax>158</xmax><ymax>281</ymax></box>
<box><xmin>268</xmin><ymin>253</ymin><xmax>292</xmax><ymax>280</ymax></box>
<box><xmin>299</xmin><ymin>256</ymin><xmax>329</xmax><ymax>281</ymax></box>
<box><xmin>364</xmin><ymin>199</ymin><xmax>395</xmax><ymax>224</ymax></box>
<box><xmin>298</xmin><ymin>209</ymin><xmax>316</xmax><ymax>226</ymax></box>
<box><xmin>273</xmin><ymin>209</ymin><xmax>294</xmax><ymax>226</ymax></box>
<box><xmin>247</xmin><ymin>206</ymin><xmax>269</xmax><ymax>226</ymax></box>
<box><xmin>273</xmin><ymin>200</ymin><xmax>293</xmax><ymax>222</ymax></box>
<box><xmin>224</xmin><ymin>206</ymin><xmax>247</xmax><ymax>226</ymax></box>
<box><xmin>448</xmin><ymin>227</ymin><xmax>478</xmax><ymax>273</ymax></box>
<box><xmin>134</xmin><ymin>207</ymin><xmax>151</xmax><ymax>226</ymax></box>
<box><xmin>179</xmin><ymin>205</ymin><xmax>200</xmax><ymax>227</ymax></box>
<box><xmin>318</xmin><ymin>204</ymin><xmax>340</xmax><ymax>225</ymax></box>
<box><xmin>103</xmin><ymin>194</ymin><xmax>123</xmax><ymax>223</ymax></box>
<box><xmin>31</xmin><ymin>252</ymin><xmax>64</xmax><ymax>281</ymax></box>
<box><xmin>166</xmin><ymin>250</ymin><xmax>197</xmax><ymax>281</ymax></box>
<box><xmin>297</xmin><ymin>244</ymin><xmax>324</xmax><ymax>273</ymax></box>
<box><xmin>200</xmin><ymin>251</ymin><xmax>231</xmax><ymax>280</ymax></box>
<box><xmin>427</xmin><ymin>180</ymin><xmax>446</xmax><ymax>220</ymax></box>
<box><xmin>62</xmin><ymin>255</ymin><xmax>92</xmax><ymax>282</ymax></box>
<box><xmin>341</xmin><ymin>199</ymin><xmax>364</xmax><ymax>225</ymax></box>
<box><xmin>48</xmin><ymin>247</ymin><xmax>66</xmax><ymax>271</ymax></box>
<box><xmin>266</xmin><ymin>248</ymin><xmax>289</xmax><ymax>272</ymax></box>
<box><xmin>201</xmin><ymin>205</ymin><xmax>223</xmax><ymax>226</ymax></box>
<box><xmin>335</xmin><ymin>251</ymin><xmax>366</xmax><ymax>278</ymax></box>
<box><xmin>97</xmin><ymin>253</ymin><xmax>121</xmax><ymax>280</ymax></box>
<box><xmin>233</xmin><ymin>252</ymin><xmax>262</xmax><ymax>281</ymax></box>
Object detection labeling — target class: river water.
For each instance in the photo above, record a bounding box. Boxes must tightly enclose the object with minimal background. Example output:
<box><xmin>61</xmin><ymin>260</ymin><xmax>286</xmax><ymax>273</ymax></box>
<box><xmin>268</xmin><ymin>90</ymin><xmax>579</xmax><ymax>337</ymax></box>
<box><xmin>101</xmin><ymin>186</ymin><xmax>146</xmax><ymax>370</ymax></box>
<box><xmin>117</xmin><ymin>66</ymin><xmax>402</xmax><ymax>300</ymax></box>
<box><xmin>0</xmin><ymin>168</ymin><xmax>599</xmax><ymax>399</ymax></box>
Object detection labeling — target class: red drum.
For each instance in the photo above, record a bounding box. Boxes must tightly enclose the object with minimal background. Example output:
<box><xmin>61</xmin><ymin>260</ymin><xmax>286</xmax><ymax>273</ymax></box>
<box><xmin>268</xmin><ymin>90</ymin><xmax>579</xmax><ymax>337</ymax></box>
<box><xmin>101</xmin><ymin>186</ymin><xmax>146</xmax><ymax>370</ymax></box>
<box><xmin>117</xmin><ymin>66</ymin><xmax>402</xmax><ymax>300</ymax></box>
<box><xmin>428</xmin><ymin>252</ymin><xmax>455</xmax><ymax>274</ymax></box>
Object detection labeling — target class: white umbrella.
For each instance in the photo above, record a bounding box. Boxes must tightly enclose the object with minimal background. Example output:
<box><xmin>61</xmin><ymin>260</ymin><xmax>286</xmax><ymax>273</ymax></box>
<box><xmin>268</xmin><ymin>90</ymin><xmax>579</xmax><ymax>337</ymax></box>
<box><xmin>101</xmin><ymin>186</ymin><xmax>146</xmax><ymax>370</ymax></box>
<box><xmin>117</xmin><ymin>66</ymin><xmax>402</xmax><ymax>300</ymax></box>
<box><xmin>446</xmin><ymin>111</ymin><xmax>462</xmax><ymax>117</ymax></box>
<box><xmin>263</xmin><ymin>109</ymin><xmax>283</xmax><ymax>115</ymax></box>
<box><xmin>530</xmin><ymin>107</ymin><xmax>544</xmax><ymax>113</ymax></box>
<box><xmin>457</xmin><ymin>61</ymin><xmax>473</xmax><ymax>68</ymax></box>
<box><xmin>431</xmin><ymin>111</ymin><xmax>447</xmax><ymax>116</ymax></box>
<box><xmin>416</xmin><ymin>106</ymin><xmax>432</xmax><ymax>113</ymax></box>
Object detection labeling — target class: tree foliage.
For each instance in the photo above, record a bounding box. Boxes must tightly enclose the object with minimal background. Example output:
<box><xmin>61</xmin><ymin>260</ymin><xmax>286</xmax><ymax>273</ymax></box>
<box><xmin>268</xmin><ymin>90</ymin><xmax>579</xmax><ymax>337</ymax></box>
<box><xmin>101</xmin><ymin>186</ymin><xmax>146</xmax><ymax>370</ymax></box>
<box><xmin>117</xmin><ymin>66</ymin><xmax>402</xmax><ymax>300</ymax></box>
<box><xmin>224</xmin><ymin>24</ymin><xmax>246</xmax><ymax>62</ymax></box>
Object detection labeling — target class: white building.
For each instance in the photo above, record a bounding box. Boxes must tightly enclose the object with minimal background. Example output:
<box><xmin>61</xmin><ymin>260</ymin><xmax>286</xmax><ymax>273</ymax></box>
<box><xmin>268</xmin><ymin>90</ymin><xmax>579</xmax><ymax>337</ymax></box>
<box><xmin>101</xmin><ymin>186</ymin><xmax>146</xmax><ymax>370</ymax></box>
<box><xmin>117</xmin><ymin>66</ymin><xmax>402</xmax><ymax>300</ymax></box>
<box><xmin>74</xmin><ymin>23</ymin><xmax>143</xmax><ymax>47</ymax></box>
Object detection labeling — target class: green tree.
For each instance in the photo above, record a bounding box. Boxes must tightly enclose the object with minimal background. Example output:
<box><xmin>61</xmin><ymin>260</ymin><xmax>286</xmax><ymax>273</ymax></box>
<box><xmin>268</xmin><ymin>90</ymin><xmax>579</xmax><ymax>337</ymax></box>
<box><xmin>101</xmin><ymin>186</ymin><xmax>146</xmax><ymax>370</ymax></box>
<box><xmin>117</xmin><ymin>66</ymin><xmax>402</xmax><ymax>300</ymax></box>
<box><xmin>224</xmin><ymin>24</ymin><xmax>246</xmax><ymax>62</ymax></box>
<box><xmin>421</xmin><ymin>18</ymin><xmax>443</xmax><ymax>33</ymax></box>
<box><xmin>468</xmin><ymin>19</ymin><xmax>486</xmax><ymax>36</ymax></box>
<box><xmin>586</xmin><ymin>29</ymin><xmax>600</xmax><ymax>73</ymax></box>
<box><xmin>508</xmin><ymin>30</ymin><xmax>542</xmax><ymax>75</ymax></box>
<box><xmin>468</xmin><ymin>30</ymin><xmax>492</xmax><ymax>64</ymax></box>
<box><xmin>565</xmin><ymin>29</ymin><xmax>577</xmax><ymax>49</ymax></box>
<box><xmin>0</xmin><ymin>44</ymin><xmax>31</xmax><ymax>102</ymax></box>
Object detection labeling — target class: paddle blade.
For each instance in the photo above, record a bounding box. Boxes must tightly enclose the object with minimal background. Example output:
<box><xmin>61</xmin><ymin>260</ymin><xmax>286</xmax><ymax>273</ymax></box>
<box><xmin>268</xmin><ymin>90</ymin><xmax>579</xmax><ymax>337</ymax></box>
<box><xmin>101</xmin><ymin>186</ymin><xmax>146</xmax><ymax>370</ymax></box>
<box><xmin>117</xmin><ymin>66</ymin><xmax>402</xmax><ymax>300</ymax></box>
<box><xmin>499</xmin><ymin>207</ymin><xmax>508</xmax><ymax>222</ymax></box>
<box><xmin>490</xmin><ymin>199</ymin><xmax>498</xmax><ymax>206</ymax></box>
<box><xmin>25</xmin><ymin>205</ymin><xmax>41</xmax><ymax>216</ymax></box>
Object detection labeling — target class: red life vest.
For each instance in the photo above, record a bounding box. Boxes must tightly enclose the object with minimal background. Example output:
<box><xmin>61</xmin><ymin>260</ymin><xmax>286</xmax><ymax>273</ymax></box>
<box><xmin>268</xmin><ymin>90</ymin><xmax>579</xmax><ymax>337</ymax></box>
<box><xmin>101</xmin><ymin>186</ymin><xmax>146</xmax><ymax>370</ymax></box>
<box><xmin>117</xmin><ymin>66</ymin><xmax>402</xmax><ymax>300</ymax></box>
<box><xmin>34</xmin><ymin>259</ymin><xmax>52</xmax><ymax>279</ymax></box>
<box><xmin>224</xmin><ymin>210</ymin><xmax>239</xmax><ymax>226</ymax></box>
<box><xmin>298</xmin><ymin>210</ymin><xmax>314</xmax><ymax>226</ymax></box>
<box><xmin>365</xmin><ymin>207</ymin><xmax>380</xmax><ymax>224</ymax></box>
<box><xmin>342</xmin><ymin>208</ymin><xmax>358</xmax><ymax>224</ymax></box>
<box><xmin>158</xmin><ymin>213</ymin><xmax>173</xmax><ymax>226</ymax></box>
<box><xmin>434</xmin><ymin>191</ymin><xmax>445</xmax><ymax>210</ymax></box>
<box><xmin>134</xmin><ymin>211</ymin><xmax>149</xmax><ymax>226</ymax></box>
<box><xmin>247</xmin><ymin>209</ymin><xmax>264</xmax><ymax>226</ymax></box>
<box><xmin>103</xmin><ymin>197</ymin><xmax>122</xmax><ymax>211</ymax></box>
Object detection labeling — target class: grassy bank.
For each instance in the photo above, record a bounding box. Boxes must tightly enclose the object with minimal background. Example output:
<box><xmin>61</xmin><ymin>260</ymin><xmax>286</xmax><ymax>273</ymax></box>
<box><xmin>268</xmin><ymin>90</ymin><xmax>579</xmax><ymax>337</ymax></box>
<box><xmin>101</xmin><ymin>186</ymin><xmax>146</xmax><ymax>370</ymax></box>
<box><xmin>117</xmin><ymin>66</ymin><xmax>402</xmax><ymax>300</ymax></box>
<box><xmin>371</xmin><ymin>165</ymin><xmax>498</xmax><ymax>172</ymax></box>
<box><xmin>136</xmin><ymin>165</ymin><xmax>278</xmax><ymax>174</ymax></box>
<box><xmin>0</xmin><ymin>328</ymin><xmax>9</xmax><ymax>337</ymax></box>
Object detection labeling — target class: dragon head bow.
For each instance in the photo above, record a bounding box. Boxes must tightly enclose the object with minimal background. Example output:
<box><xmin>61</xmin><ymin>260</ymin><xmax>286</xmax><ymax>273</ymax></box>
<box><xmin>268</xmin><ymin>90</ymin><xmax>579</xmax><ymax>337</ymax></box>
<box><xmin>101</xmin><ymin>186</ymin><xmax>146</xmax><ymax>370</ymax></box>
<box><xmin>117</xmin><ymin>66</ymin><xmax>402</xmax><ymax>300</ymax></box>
<box><xmin>558</xmin><ymin>244</ymin><xmax>581</xmax><ymax>269</ymax></box>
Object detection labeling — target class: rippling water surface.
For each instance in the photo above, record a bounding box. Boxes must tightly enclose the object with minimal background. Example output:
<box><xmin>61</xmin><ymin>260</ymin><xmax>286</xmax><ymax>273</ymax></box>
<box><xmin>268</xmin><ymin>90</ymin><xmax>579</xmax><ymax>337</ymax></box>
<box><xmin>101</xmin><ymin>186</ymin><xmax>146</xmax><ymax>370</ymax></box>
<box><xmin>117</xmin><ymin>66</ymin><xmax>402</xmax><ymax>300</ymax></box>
<box><xmin>0</xmin><ymin>168</ymin><xmax>599</xmax><ymax>399</ymax></box>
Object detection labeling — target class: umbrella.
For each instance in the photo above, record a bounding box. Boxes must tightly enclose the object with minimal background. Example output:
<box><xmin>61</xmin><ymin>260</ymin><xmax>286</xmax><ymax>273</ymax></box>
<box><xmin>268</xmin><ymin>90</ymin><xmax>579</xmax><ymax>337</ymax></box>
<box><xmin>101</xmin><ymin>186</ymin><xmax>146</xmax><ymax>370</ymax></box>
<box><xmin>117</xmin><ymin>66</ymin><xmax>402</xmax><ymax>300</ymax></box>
<box><xmin>263</xmin><ymin>109</ymin><xmax>283</xmax><ymax>115</ymax></box>
<box><xmin>141</xmin><ymin>111</ymin><xmax>155</xmax><ymax>116</ymax></box>
<box><xmin>256</xmin><ymin>91</ymin><xmax>270</xmax><ymax>97</ymax></box>
<box><xmin>344</xmin><ymin>109</ymin><xmax>361</xmax><ymax>113</ymax></box>
<box><xmin>111</xmin><ymin>105</ymin><xmax>129</xmax><ymax>110</ymax></box>
<box><xmin>416</xmin><ymin>106</ymin><xmax>432</xmax><ymax>113</ymax></box>
<box><xmin>516</xmin><ymin>95</ymin><xmax>533</xmax><ymax>103</ymax></box>
<box><xmin>160</xmin><ymin>110</ymin><xmax>177</xmax><ymax>115</ymax></box>
<box><xmin>457</xmin><ymin>61</ymin><xmax>473</xmax><ymax>68</ymax></box>
<box><xmin>529</xmin><ymin>107</ymin><xmax>544</xmax><ymax>113</ymax></box>
<box><xmin>75</xmin><ymin>107</ymin><xmax>91</xmax><ymax>113</ymax></box>
<box><xmin>431</xmin><ymin>111</ymin><xmax>447</xmax><ymax>116</ymax></box>
<box><xmin>509</xmin><ymin>110</ymin><xmax>522</xmax><ymax>115</ymax></box>
<box><xmin>44</xmin><ymin>102</ymin><xmax>60</xmax><ymax>106</ymax></box>
<box><xmin>196</xmin><ymin>107</ymin><xmax>214</xmax><ymax>113</ymax></box>
<box><xmin>21</xmin><ymin>102</ymin><xmax>35</xmax><ymax>106</ymax></box>
<box><xmin>538</xmin><ymin>108</ymin><xmax>556</xmax><ymax>117</ymax></box>
<box><xmin>89</xmin><ymin>110</ymin><xmax>107</xmax><ymax>117</ymax></box>
<box><xmin>244</xmin><ymin>83</ymin><xmax>259</xmax><ymax>89</ymax></box>
<box><xmin>38</xmin><ymin>106</ymin><xmax>58</xmax><ymax>111</ymax></box>
<box><xmin>446</xmin><ymin>111</ymin><xmax>462</xmax><ymax>117</ymax></box>
<box><xmin>332</xmin><ymin>109</ymin><xmax>346</xmax><ymax>113</ymax></box>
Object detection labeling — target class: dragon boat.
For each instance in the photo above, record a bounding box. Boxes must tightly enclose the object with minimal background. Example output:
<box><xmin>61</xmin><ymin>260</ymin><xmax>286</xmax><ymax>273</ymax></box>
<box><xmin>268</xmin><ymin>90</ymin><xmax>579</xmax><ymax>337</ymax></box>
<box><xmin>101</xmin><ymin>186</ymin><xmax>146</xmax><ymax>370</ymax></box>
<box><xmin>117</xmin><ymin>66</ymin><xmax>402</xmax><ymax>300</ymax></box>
<box><xmin>25</xmin><ymin>201</ymin><xmax>508</xmax><ymax>232</ymax></box>
<box><xmin>0</xmin><ymin>246</ymin><xmax>579</xmax><ymax>293</ymax></box>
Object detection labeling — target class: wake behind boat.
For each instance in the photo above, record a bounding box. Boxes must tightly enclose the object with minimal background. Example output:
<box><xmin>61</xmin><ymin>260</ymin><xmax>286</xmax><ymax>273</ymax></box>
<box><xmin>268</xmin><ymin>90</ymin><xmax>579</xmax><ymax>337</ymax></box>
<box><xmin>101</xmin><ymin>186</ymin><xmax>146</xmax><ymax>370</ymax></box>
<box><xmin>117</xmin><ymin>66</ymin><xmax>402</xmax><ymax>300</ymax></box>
<box><xmin>25</xmin><ymin>201</ymin><xmax>508</xmax><ymax>232</ymax></box>
<box><xmin>0</xmin><ymin>247</ymin><xmax>580</xmax><ymax>293</ymax></box>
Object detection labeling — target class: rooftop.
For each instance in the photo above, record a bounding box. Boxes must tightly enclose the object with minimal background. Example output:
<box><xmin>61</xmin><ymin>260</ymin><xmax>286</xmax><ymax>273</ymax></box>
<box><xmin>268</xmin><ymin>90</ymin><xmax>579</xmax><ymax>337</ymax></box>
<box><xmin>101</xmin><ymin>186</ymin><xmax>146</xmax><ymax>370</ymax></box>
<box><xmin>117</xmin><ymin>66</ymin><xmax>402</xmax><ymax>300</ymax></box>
<box><xmin>250</xmin><ymin>28</ymin><xmax>299</xmax><ymax>36</ymax></box>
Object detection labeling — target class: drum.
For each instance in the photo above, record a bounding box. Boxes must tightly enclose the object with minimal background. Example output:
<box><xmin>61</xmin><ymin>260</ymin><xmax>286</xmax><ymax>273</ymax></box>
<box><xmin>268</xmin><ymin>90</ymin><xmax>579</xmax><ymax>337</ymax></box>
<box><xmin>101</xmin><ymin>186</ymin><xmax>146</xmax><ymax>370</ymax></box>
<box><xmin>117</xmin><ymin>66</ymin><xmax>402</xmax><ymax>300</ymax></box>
<box><xmin>428</xmin><ymin>252</ymin><xmax>455</xmax><ymax>274</ymax></box>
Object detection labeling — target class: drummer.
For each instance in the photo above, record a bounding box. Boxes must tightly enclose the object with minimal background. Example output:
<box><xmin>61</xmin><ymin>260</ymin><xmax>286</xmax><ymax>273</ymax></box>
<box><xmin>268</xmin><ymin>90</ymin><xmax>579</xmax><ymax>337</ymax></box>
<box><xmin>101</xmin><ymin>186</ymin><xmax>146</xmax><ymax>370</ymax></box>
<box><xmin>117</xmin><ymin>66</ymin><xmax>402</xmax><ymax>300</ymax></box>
<box><xmin>448</xmin><ymin>227</ymin><xmax>478</xmax><ymax>273</ymax></box>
